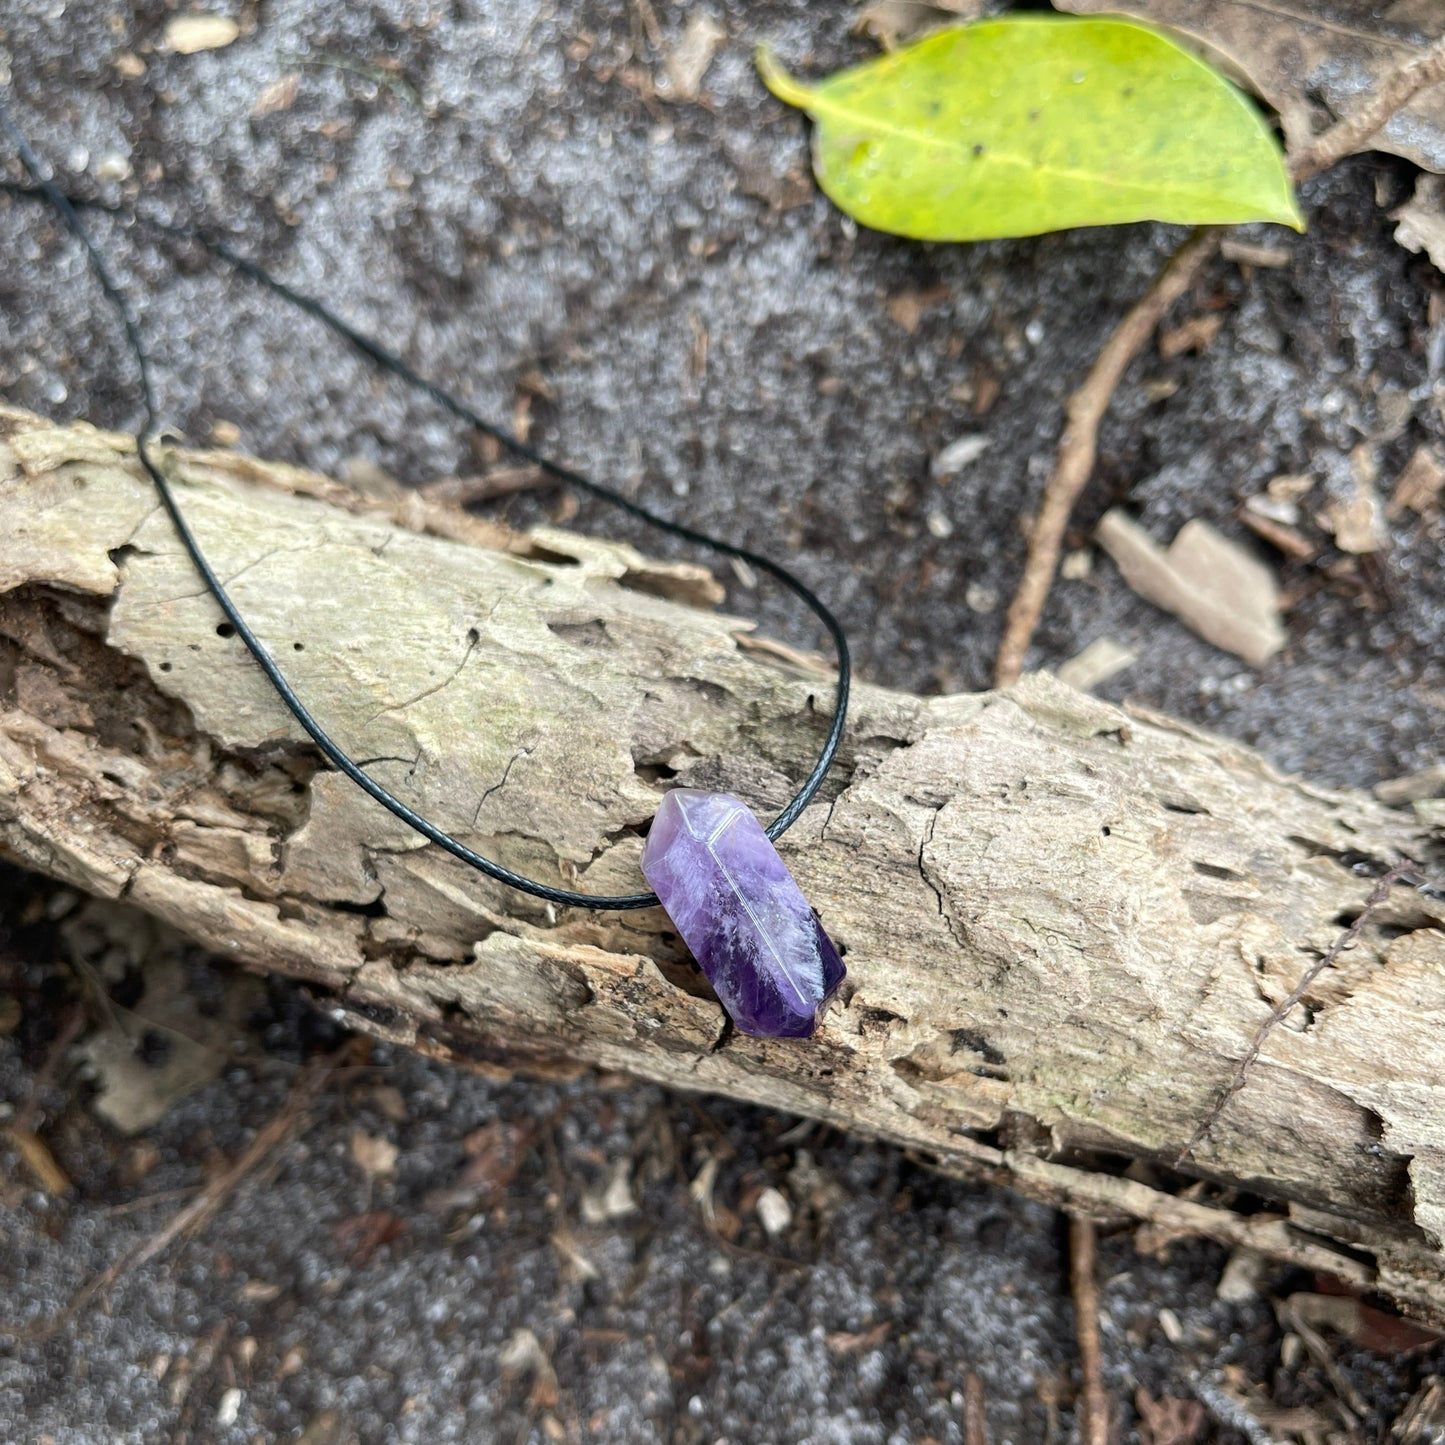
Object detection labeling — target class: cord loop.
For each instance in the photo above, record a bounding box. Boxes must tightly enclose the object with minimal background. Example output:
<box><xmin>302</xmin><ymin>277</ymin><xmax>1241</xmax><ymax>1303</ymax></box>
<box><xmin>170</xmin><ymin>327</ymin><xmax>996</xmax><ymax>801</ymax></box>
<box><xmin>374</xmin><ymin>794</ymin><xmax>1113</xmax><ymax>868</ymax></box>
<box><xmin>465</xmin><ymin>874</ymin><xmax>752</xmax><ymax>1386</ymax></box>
<box><xmin>2</xmin><ymin>109</ymin><xmax>851</xmax><ymax>911</ymax></box>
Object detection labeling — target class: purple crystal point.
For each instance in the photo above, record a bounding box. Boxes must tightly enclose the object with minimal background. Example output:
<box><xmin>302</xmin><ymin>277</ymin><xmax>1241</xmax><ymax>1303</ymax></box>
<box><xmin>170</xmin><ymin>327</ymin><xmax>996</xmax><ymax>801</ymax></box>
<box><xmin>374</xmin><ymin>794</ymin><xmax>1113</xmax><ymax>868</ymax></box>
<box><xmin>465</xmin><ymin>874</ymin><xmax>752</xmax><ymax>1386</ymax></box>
<box><xmin>640</xmin><ymin>789</ymin><xmax>845</xmax><ymax>1038</ymax></box>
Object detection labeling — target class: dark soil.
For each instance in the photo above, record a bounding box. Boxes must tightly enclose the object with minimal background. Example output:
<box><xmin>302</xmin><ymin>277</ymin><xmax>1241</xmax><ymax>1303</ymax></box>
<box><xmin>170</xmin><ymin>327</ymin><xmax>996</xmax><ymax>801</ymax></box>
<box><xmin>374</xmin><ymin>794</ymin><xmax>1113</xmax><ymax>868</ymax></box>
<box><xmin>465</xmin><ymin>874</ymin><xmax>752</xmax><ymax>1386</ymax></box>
<box><xmin>2</xmin><ymin>1</ymin><xmax>1443</xmax><ymax>1441</ymax></box>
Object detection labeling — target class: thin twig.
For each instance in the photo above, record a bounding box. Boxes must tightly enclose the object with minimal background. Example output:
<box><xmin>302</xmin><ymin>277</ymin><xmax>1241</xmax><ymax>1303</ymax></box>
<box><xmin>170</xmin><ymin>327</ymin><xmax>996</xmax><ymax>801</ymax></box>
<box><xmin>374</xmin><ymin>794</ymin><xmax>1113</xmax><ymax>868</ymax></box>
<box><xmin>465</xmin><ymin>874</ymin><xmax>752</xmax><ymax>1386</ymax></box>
<box><xmin>419</xmin><ymin>466</ymin><xmax>552</xmax><ymax>507</ymax></box>
<box><xmin>1177</xmin><ymin>862</ymin><xmax>1419</xmax><ymax>1165</ymax></box>
<box><xmin>3</xmin><ymin>1049</ymin><xmax>340</xmax><ymax>1340</ymax></box>
<box><xmin>964</xmin><ymin>1371</ymin><xmax>989</xmax><ymax>1445</ymax></box>
<box><xmin>1069</xmin><ymin>1215</ymin><xmax>1111</xmax><ymax>1445</ymax></box>
<box><xmin>991</xmin><ymin>32</ymin><xmax>1445</xmax><ymax>688</ymax></box>
<box><xmin>993</xmin><ymin>226</ymin><xmax>1221</xmax><ymax>687</ymax></box>
<box><xmin>6</xmin><ymin>1002</ymin><xmax>86</xmax><ymax>1196</ymax></box>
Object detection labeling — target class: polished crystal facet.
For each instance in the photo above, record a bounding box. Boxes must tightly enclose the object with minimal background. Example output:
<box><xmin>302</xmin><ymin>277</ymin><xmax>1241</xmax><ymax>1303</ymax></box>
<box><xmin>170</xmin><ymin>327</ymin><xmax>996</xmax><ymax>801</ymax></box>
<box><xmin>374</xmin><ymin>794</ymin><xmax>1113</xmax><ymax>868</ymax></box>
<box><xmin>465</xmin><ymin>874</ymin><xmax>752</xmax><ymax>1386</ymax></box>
<box><xmin>640</xmin><ymin>789</ymin><xmax>845</xmax><ymax>1038</ymax></box>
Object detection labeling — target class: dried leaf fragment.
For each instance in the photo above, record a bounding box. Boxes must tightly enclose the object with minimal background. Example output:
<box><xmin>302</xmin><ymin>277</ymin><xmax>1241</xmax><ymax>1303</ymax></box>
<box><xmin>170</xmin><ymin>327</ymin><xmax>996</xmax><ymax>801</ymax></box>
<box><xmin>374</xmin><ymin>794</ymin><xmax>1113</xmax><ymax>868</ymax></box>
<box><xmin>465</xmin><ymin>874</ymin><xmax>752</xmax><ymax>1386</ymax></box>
<box><xmin>1096</xmin><ymin>509</ymin><xmax>1285</xmax><ymax>665</ymax></box>
<box><xmin>80</xmin><ymin>953</ymin><xmax>259</xmax><ymax>1134</ymax></box>
<box><xmin>165</xmin><ymin>15</ymin><xmax>241</xmax><ymax>55</ymax></box>
<box><xmin>1395</xmin><ymin>172</ymin><xmax>1445</xmax><ymax>271</ymax></box>
<box><xmin>425</xmin><ymin>1118</ymin><xmax>537</xmax><ymax>1211</ymax></box>
<box><xmin>1056</xmin><ymin>636</ymin><xmax>1138</xmax><ymax>692</ymax></box>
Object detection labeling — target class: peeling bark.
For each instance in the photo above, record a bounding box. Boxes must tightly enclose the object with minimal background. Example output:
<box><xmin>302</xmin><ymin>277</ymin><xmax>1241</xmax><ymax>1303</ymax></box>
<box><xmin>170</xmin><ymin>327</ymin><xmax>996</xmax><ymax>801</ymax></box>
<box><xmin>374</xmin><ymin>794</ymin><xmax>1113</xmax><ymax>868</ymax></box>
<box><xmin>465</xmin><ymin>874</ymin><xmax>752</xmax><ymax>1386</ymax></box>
<box><xmin>3</xmin><ymin>407</ymin><xmax>1444</xmax><ymax>1322</ymax></box>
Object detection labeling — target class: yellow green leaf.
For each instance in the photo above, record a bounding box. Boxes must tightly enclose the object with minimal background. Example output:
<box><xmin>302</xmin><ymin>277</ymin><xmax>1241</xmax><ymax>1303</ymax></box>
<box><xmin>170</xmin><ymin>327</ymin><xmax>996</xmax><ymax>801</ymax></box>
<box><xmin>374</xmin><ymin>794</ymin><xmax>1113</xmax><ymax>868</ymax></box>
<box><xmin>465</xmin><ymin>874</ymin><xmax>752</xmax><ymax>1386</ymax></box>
<box><xmin>757</xmin><ymin>16</ymin><xmax>1302</xmax><ymax>241</ymax></box>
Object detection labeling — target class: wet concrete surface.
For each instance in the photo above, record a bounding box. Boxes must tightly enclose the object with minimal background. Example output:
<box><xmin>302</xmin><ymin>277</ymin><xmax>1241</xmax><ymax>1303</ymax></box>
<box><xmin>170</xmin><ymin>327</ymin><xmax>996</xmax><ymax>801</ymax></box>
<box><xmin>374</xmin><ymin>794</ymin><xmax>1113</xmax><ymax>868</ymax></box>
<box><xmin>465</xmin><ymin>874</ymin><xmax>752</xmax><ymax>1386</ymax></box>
<box><xmin>2</xmin><ymin>0</ymin><xmax>1444</xmax><ymax>1440</ymax></box>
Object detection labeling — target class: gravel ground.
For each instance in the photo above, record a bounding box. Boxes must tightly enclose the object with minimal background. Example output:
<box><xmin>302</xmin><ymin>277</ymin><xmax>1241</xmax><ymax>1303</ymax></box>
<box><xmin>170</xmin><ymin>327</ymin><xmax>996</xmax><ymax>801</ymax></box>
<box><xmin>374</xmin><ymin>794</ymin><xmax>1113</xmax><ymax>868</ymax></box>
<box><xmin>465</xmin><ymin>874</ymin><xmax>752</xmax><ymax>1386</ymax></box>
<box><xmin>2</xmin><ymin>0</ymin><xmax>1444</xmax><ymax>1441</ymax></box>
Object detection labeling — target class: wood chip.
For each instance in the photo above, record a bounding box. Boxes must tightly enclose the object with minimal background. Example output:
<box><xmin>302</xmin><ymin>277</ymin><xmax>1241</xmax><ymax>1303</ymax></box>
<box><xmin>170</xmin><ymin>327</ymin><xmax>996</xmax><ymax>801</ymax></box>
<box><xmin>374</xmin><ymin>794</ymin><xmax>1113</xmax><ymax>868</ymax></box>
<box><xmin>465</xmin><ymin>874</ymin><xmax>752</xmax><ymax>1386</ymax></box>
<box><xmin>1375</xmin><ymin>763</ymin><xmax>1445</xmax><ymax>807</ymax></box>
<box><xmin>164</xmin><ymin>16</ymin><xmax>241</xmax><ymax>54</ymax></box>
<box><xmin>1214</xmin><ymin>1247</ymin><xmax>1267</xmax><ymax>1305</ymax></box>
<box><xmin>1096</xmin><ymin>510</ymin><xmax>1285</xmax><ymax>666</ymax></box>
<box><xmin>1389</xmin><ymin>444</ymin><xmax>1445</xmax><ymax>519</ymax></box>
<box><xmin>1265</xmin><ymin>472</ymin><xmax>1314</xmax><ymax>503</ymax></box>
<box><xmin>1321</xmin><ymin>482</ymin><xmax>1388</xmax><ymax>553</ymax></box>
<box><xmin>8</xmin><ymin>1126</ymin><xmax>73</xmax><ymax>1195</ymax></box>
<box><xmin>580</xmin><ymin>1160</ymin><xmax>636</xmax><ymax>1223</ymax></box>
<box><xmin>1056</xmin><ymin>637</ymin><xmax>1137</xmax><ymax>693</ymax></box>
<box><xmin>252</xmin><ymin>73</ymin><xmax>300</xmax><ymax>118</ymax></box>
<box><xmin>1394</xmin><ymin>174</ymin><xmax>1445</xmax><ymax>274</ymax></box>
<box><xmin>349</xmin><ymin>1128</ymin><xmax>398</xmax><ymax>1178</ymax></box>
<box><xmin>658</xmin><ymin>14</ymin><xmax>725</xmax><ymax>102</ymax></box>
<box><xmin>1239</xmin><ymin>509</ymin><xmax>1316</xmax><ymax>561</ymax></box>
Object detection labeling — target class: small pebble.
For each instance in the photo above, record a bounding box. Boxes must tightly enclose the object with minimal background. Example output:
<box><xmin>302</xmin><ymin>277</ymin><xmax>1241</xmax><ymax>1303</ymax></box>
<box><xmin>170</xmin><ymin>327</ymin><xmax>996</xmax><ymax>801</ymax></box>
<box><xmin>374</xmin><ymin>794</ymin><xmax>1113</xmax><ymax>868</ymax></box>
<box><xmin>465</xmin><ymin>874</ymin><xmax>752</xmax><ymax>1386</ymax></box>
<box><xmin>755</xmin><ymin>1186</ymin><xmax>793</xmax><ymax>1238</ymax></box>
<box><xmin>216</xmin><ymin>1387</ymin><xmax>242</xmax><ymax>1427</ymax></box>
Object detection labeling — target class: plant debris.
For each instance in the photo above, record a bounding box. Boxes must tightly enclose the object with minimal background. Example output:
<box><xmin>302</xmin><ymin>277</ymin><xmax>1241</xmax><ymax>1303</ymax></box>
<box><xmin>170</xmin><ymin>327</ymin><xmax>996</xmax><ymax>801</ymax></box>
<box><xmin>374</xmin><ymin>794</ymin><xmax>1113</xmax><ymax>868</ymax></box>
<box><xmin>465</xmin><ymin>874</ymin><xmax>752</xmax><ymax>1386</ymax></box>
<box><xmin>1320</xmin><ymin>454</ymin><xmax>1388</xmax><ymax>554</ymax></box>
<box><xmin>852</xmin><ymin>0</ymin><xmax>984</xmax><ymax>50</ymax></box>
<box><xmin>1055</xmin><ymin>0</ymin><xmax>1445</xmax><ymax>173</ymax></box>
<box><xmin>79</xmin><ymin>951</ymin><xmax>260</xmax><ymax>1136</ymax></box>
<box><xmin>657</xmin><ymin>14</ymin><xmax>726</xmax><ymax>103</ymax></box>
<box><xmin>1095</xmin><ymin>509</ymin><xmax>1285</xmax><ymax>666</ymax></box>
<box><xmin>1390</xmin><ymin>444</ymin><xmax>1445</xmax><ymax>519</ymax></box>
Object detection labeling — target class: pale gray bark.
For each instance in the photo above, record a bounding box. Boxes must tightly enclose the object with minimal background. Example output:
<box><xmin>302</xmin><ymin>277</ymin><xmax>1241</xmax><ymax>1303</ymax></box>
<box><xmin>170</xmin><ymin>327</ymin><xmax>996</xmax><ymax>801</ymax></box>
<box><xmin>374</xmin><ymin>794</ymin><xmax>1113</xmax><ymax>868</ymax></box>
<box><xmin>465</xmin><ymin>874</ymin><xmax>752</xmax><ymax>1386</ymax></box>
<box><xmin>4</xmin><ymin>408</ymin><xmax>1443</xmax><ymax>1323</ymax></box>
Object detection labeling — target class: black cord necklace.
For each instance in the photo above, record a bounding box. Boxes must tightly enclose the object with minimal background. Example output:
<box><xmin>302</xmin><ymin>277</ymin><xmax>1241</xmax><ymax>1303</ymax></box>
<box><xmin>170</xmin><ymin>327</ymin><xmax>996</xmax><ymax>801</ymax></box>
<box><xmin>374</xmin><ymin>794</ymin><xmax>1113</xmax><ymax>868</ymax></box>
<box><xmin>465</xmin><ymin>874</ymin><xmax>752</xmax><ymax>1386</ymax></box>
<box><xmin>3</xmin><ymin>105</ymin><xmax>851</xmax><ymax>1039</ymax></box>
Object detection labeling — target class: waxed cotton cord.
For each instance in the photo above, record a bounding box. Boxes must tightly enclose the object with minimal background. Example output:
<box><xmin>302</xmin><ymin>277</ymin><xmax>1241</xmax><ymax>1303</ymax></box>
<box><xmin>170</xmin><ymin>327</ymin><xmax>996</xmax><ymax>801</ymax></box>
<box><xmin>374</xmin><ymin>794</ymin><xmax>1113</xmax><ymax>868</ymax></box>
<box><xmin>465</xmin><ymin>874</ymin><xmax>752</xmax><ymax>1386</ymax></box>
<box><xmin>1</xmin><ymin>109</ymin><xmax>851</xmax><ymax>912</ymax></box>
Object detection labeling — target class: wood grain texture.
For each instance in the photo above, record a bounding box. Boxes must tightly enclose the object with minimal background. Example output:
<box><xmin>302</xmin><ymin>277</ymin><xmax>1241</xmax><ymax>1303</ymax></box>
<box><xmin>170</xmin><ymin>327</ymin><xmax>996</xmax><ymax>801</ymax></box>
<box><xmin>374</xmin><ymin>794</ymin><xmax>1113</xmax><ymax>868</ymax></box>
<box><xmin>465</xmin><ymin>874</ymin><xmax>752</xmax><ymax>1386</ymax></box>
<box><xmin>3</xmin><ymin>407</ymin><xmax>1443</xmax><ymax>1322</ymax></box>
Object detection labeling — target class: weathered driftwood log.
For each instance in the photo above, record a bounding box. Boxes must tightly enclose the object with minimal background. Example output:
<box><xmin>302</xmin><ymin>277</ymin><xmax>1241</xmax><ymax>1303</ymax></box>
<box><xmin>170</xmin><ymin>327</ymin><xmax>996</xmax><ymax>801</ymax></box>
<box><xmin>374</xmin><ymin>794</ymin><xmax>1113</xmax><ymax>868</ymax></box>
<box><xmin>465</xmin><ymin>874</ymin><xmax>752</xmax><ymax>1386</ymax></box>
<box><xmin>3</xmin><ymin>406</ymin><xmax>1444</xmax><ymax>1322</ymax></box>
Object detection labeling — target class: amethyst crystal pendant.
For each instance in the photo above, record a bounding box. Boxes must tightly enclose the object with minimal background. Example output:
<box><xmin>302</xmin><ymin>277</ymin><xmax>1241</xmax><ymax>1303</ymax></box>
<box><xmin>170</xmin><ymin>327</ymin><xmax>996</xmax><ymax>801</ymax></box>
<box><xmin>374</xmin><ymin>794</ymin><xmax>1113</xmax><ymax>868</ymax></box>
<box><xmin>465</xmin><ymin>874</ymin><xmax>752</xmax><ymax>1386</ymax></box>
<box><xmin>640</xmin><ymin>790</ymin><xmax>846</xmax><ymax>1038</ymax></box>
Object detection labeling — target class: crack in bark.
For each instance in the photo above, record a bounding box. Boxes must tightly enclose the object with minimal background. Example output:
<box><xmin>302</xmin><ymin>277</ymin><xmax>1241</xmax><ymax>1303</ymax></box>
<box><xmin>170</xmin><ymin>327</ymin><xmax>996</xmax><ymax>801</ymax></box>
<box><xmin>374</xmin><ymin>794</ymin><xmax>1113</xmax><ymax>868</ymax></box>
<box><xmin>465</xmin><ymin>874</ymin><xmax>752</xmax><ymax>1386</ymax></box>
<box><xmin>471</xmin><ymin>745</ymin><xmax>535</xmax><ymax>829</ymax></box>
<box><xmin>364</xmin><ymin>630</ymin><xmax>478</xmax><ymax>724</ymax></box>
<box><xmin>917</xmin><ymin>805</ymin><xmax>966</xmax><ymax>951</ymax></box>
